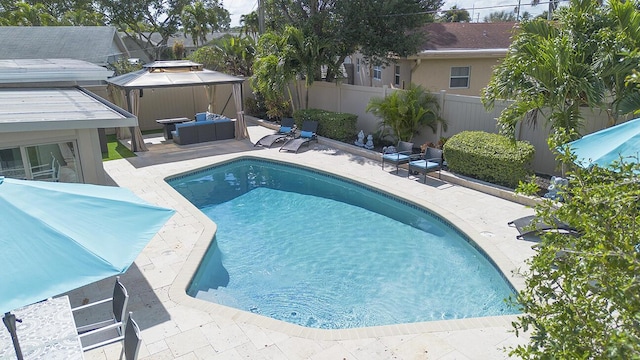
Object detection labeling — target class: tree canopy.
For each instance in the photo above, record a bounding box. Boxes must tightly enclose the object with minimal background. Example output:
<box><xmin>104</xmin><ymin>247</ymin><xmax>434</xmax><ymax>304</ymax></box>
<box><xmin>513</xmin><ymin>144</ymin><xmax>640</xmax><ymax>358</ymax></box>
<box><xmin>260</xmin><ymin>0</ymin><xmax>441</xmax><ymax>82</ymax></box>
<box><xmin>481</xmin><ymin>0</ymin><xmax>640</xmax><ymax>142</ymax></box>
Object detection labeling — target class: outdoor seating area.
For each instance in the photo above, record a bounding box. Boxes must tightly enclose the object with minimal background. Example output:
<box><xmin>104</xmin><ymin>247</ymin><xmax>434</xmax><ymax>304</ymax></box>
<box><xmin>408</xmin><ymin>147</ymin><xmax>444</xmax><ymax>181</ymax></box>
<box><xmin>381</xmin><ymin>141</ymin><xmax>413</xmax><ymax>174</ymax></box>
<box><xmin>254</xmin><ymin>117</ymin><xmax>296</xmax><ymax>148</ymax></box>
<box><xmin>279</xmin><ymin>120</ymin><xmax>318</xmax><ymax>153</ymax></box>
<box><xmin>171</xmin><ymin>117</ymin><xmax>235</xmax><ymax>145</ymax></box>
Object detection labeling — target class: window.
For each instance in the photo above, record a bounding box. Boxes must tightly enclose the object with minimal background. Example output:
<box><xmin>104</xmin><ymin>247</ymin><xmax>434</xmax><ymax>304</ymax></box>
<box><xmin>450</xmin><ymin>66</ymin><xmax>470</xmax><ymax>88</ymax></box>
<box><xmin>373</xmin><ymin>66</ymin><xmax>382</xmax><ymax>81</ymax></box>
<box><xmin>394</xmin><ymin>65</ymin><xmax>400</xmax><ymax>86</ymax></box>
<box><xmin>0</xmin><ymin>141</ymin><xmax>80</xmax><ymax>182</ymax></box>
<box><xmin>356</xmin><ymin>58</ymin><xmax>361</xmax><ymax>73</ymax></box>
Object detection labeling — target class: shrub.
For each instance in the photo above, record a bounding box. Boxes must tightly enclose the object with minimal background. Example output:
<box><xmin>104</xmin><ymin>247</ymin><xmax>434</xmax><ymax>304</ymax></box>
<box><xmin>293</xmin><ymin>108</ymin><xmax>357</xmax><ymax>142</ymax></box>
<box><xmin>443</xmin><ymin>131</ymin><xmax>535</xmax><ymax>188</ymax></box>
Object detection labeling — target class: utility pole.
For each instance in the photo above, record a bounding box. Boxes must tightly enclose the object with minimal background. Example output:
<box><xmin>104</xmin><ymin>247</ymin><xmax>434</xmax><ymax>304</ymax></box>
<box><xmin>258</xmin><ymin>0</ymin><xmax>265</xmax><ymax>34</ymax></box>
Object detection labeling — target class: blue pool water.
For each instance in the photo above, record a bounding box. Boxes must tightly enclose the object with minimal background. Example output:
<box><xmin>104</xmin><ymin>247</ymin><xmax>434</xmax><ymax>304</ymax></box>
<box><xmin>168</xmin><ymin>158</ymin><xmax>518</xmax><ymax>329</ymax></box>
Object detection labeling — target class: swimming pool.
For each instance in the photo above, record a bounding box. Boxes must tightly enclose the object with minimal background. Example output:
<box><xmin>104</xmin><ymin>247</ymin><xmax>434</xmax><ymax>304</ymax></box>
<box><xmin>168</xmin><ymin>158</ymin><xmax>518</xmax><ymax>329</ymax></box>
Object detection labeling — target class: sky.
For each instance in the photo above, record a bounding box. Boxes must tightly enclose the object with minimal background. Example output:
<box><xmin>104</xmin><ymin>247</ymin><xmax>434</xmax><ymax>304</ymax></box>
<box><xmin>223</xmin><ymin>0</ymin><xmax>550</xmax><ymax>27</ymax></box>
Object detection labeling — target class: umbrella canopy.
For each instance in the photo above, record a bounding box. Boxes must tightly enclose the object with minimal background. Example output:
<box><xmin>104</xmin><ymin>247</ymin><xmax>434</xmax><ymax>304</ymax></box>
<box><xmin>0</xmin><ymin>176</ymin><xmax>174</xmax><ymax>314</ymax></box>
<box><xmin>566</xmin><ymin>117</ymin><xmax>640</xmax><ymax>169</ymax></box>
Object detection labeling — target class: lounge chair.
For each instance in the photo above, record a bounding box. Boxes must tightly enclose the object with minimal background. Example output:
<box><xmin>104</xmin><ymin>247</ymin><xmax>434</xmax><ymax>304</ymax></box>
<box><xmin>381</xmin><ymin>141</ymin><xmax>414</xmax><ymax>174</ymax></box>
<box><xmin>408</xmin><ymin>147</ymin><xmax>443</xmax><ymax>182</ymax></box>
<box><xmin>508</xmin><ymin>215</ymin><xmax>579</xmax><ymax>241</ymax></box>
<box><xmin>254</xmin><ymin>118</ymin><xmax>296</xmax><ymax>148</ymax></box>
<box><xmin>279</xmin><ymin>120</ymin><xmax>318</xmax><ymax>153</ymax></box>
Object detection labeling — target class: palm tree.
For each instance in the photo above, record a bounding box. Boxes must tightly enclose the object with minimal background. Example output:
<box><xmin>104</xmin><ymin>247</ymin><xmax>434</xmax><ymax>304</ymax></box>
<box><xmin>482</xmin><ymin>13</ymin><xmax>605</xmax><ymax>142</ymax></box>
<box><xmin>366</xmin><ymin>84</ymin><xmax>446</xmax><ymax>142</ymax></box>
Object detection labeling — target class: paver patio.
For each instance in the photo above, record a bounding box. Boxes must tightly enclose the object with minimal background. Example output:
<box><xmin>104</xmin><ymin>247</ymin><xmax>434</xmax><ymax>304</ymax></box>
<box><xmin>68</xmin><ymin>120</ymin><xmax>536</xmax><ymax>360</ymax></box>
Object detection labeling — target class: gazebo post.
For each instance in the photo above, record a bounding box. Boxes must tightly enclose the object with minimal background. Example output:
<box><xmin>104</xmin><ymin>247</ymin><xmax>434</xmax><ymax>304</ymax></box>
<box><xmin>124</xmin><ymin>89</ymin><xmax>137</xmax><ymax>152</ymax></box>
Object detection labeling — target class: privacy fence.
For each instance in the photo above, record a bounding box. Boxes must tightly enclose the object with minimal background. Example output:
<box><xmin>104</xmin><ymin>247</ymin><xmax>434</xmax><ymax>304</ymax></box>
<box><xmin>303</xmin><ymin>81</ymin><xmax>612</xmax><ymax>176</ymax></box>
<box><xmin>88</xmin><ymin>81</ymin><xmax>612</xmax><ymax>176</ymax></box>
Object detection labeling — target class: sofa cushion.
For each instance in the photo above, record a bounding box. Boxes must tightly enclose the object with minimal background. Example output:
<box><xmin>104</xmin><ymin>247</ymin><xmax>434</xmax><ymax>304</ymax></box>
<box><xmin>195</xmin><ymin>112</ymin><xmax>207</xmax><ymax>122</ymax></box>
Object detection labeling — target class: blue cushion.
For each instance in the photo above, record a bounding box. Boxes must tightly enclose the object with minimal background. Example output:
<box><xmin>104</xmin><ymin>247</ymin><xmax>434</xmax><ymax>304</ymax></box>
<box><xmin>382</xmin><ymin>153</ymin><xmax>410</xmax><ymax>162</ymax></box>
<box><xmin>410</xmin><ymin>160</ymin><xmax>439</xmax><ymax>169</ymax></box>
<box><xmin>301</xmin><ymin>130</ymin><xmax>314</xmax><ymax>138</ymax></box>
<box><xmin>176</xmin><ymin>121</ymin><xmax>197</xmax><ymax>129</ymax></box>
<box><xmin>195</xmin><ymin>112</ymin><xmax>207</xmax><ymax>122</ymax></box>
<box><xmin>279</xmin><ymin>126</ymin><xmax>292</xmax><ymax>133</ymax></box>
<box><xmin>213</xmin><ymin>117</ymin><xmax>231</xmax><ymax>123</ymax></box>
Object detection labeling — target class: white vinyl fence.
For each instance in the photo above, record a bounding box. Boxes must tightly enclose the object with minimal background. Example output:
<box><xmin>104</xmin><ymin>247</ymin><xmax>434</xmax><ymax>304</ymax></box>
<box><xmin>303</xmin><ymin>81</ymin><xmax>612</xmax><ymax>176</ymax></box>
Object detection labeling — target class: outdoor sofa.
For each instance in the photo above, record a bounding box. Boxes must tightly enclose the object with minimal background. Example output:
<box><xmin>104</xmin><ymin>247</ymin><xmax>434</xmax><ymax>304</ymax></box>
<box><xmin>171</xmin><ymin>114</ymin><xmax>235</xmax><ymax>145</ymax></box>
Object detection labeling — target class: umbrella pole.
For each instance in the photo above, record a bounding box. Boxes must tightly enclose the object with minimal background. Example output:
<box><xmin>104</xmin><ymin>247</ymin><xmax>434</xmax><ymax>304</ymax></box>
<box><xmin>2</xmin><ymin>312</ymin><xmax>24</xmax><ymax>360</ymax></box>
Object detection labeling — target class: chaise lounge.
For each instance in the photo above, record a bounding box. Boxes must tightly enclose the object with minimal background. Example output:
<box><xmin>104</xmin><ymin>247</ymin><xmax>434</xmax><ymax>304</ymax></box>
<box><xmin>279</xmin><ymin>121</ymin><xmax>318</xmax><ymax>153</ymax></box>
<box><xmin>508</xmin><ymin>215</ymin><xmax>580</xmax><ymax>241</ymax></box>
<box><xmin>254</xmin><ymin>118</ymin><xmax>296</xmax><ymax>148</ymax></box>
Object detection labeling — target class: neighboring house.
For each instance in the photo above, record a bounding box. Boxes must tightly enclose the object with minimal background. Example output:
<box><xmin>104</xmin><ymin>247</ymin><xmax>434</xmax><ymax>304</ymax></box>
<box><xmin>122</xmin><ymin>31</ymin><xmax>239</xmax><ymax>63</ymax></box>
<box><xmin>347</xmin><ymin>22</ymin><xmax>516</xmax><ymax>96</ymax></box>
<box><xmin>0</xmin><ymin>59</ymin><xmax>137</xmax><ymax>185</ymax></box>
<box><xmin>0</xmin><ymin>26</ymin><xmax>130</xmax><ymax>67</ymax></box>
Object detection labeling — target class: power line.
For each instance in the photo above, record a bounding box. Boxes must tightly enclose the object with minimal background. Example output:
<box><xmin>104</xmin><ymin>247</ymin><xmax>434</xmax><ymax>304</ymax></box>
<box><xmin>380</xmin><ymin>0</ymin><xmax>569</xmax><ymax>17</ymax></box>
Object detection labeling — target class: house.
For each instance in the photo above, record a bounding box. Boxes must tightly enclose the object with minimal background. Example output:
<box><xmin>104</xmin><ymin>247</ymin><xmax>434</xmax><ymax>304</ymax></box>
<box><xmin>0</xmin><ymin>26</ymin><xmax>130</xmax><ymax>67</ymax></box>
<box><xmin>346</xmin><ymin>22</ymin><xmax>516</xmax><ymax>96</ymax></box>
<box><xmin>0</xmin><ymin>59</ymin><xmax>137</xmax><ymax>185</ymax></box>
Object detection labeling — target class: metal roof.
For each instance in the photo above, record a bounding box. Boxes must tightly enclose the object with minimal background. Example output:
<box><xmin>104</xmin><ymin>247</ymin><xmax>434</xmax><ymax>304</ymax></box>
<box><xmin>107</xmin><ymin>60</ymin><xmax>245</xmax><ymax>89</ymax></box>
<box><xmin>0</xmin><ymin>26</ymin><xmax>128</xmax><ymax>66</ymax></box>
<box><xmin>0</xmin><ymin>87</ymin><xmax>136</xmax><ymax>133</ymax></box>
<box><xmin>0</xmin><ymin>59</ymin><xmax>113</xmax><ymax>84</ymax></box>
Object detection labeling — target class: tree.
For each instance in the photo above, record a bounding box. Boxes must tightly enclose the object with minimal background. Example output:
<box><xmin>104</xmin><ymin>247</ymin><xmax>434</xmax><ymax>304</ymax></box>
<box><xmin>181</xmin><ymin>0</ymin><xmax>230</xmax><ymax>46</ymax></box>
<box><xmin>483</xmin><ymin>10</ymin><xmax>516</xmax><ymax>22</ymax></box>
<box><xmin>439</xmin><ymin>5</ymin><xmax>470</xmax><ymax>22</ymax></box>
<box><xmin>366</xmin><ymin>84</ymin><xmax>446</xmax><ymax>142</ymax></box>
<box><xmin>483</xmin><ymin>0</ymin><xmax>640</xmax><ymax>142</ymax></box>
<box><xmin>215</xmin><ymin>35</ymin><xmax>256</xmax><ymax>76</ymax></box>
<box><xmin>239</xmin><ymin>11</ymin><xmax>259</xmax><ymax>38</ymax></box>
<box><xmin>261</xmin><ymin>0</ymin><xmax>441</xmax><ymax>82</ymax></box>
<box><xmin>96</xmin><ymin>0</ymin><xmax>230</xmax><ymax>61</ymax></box>
<box><xmin>512</xmin><ymin>146</ymin><xmax>640</xmax><ymax>358</ymax></box>
<box><xmin>482</xmin><ymin>0</ymin><xmax>610</xmax><ymax>141</ymax></box>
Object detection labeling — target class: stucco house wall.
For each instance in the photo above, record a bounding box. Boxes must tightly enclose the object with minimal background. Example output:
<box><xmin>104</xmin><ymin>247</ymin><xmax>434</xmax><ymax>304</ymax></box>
<box><xmin>410</xmin><ymin>56</ymin><xmax>503</xmax><ymax>95</ymax></box>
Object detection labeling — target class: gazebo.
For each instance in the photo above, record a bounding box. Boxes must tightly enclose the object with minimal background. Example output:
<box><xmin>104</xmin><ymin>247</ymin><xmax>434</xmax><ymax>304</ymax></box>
<box><xmin>106</xmin><ymin>60</ymin><xmax>247</xmax><ymax>151</ymax></box>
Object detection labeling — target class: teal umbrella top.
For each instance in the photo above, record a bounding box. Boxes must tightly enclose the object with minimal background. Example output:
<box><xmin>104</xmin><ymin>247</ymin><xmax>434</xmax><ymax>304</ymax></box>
<box><xmin>567</xmin><ymin>117</ymin><xmax>640</xmax><ymax>169</ymax></box>
<box><xmin>0</xmin><ymin>177</ymin><xmax>174</xmax><ymax>314</ymax></box>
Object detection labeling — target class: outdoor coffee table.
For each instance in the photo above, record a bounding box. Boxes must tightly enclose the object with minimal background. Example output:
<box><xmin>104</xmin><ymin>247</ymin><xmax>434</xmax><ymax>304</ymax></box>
<box><xmin>0</xmin><ymin>296</ymin><xmax>84</xmax><ymax>359</ymax></box>
<box><xmin>156</xmin><ymin>117</ymin><xmax>190</xmax><ymax>140</ymax></box>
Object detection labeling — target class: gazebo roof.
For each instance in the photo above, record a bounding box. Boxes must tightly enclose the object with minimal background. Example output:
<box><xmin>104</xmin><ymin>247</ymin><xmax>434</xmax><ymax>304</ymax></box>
<box><xmin>106</xmin><ymin>60</ymin><xmax>245</xmax><ymax>89</ymax></box>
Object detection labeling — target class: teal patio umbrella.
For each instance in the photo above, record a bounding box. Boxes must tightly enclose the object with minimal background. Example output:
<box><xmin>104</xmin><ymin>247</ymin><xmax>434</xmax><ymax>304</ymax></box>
<box><xmin>566</xmin><ymin>117</ymin><xmax>640</xmax><ymax>169</ymax></box>
<box><xmin>0</xmin><ymin>176</ymin><xmax>174</xmax><ymax>359</ymax></box>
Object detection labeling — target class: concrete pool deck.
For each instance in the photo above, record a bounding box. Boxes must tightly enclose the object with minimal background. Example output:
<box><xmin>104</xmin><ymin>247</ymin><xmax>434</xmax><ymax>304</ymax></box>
<box><xmin>74</xmin><ymin>120</ymin><xmax>537</xmax><ymax>359</ymax></box>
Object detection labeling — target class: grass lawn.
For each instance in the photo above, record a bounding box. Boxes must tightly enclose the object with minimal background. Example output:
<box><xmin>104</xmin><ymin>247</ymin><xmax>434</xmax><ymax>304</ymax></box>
<box><xmin>102</xmin><ymin>134</ymin><xmax>135</xmax><ymax>161</ymax></box>
<box><xmin>102</xmin><ymin>130</ymin><xmax>163</xmax><ymax>161</ymax></box>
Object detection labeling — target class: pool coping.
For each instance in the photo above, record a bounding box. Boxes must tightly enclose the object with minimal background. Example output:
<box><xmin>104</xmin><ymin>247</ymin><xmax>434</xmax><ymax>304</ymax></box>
<box><xmin>155</xmin><ymin>151</ymin><xmax>527</xmax><ymax>341</ymax></box>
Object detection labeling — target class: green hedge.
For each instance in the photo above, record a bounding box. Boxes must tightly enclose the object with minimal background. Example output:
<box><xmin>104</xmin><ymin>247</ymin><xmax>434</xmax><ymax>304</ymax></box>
<box><xmin>293</xmin><ymin>108</ymin><xmax>357</xmax><ymax>142</ymax></box>
<box><xmin>443</xmin><ymin>131</ymin><xmax>535</xmax><ymax>188</ymax></box>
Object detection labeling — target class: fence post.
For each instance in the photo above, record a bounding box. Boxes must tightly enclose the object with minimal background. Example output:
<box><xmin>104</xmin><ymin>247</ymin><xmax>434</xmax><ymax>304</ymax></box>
<box><xmin>438</xmin><ymin>89</ymin><xmax>446</xmax><ymax>140</ymax></box>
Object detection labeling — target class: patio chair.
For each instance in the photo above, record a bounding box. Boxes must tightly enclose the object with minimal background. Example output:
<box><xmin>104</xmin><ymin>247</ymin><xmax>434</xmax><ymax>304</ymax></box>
<box><xmin>508</xmin><ymin>215</ymin><xmax>580</xmax><ymax>241</ymax></box>
<box><xmin>72</xmin><ymin>276</ymin><xmax>129</xmax><ymax>349</ymax></box>
<box><xmin>78</xmin><ymin>311</ymin><xmax>141</xmax><ymax>359</ymax></box>
<box><xmin>279</xmin><ymin>120</ymin><xmax>318</xmax><ymax>153</ymax></box>
<box><xmin>254</xmin><ymin>117</ymin><xmax>296</xmax><ymax>148</ymax></box>
<box><xmin>30</xmin><ymin>153</ymin><xmax>60</xmax><ymax>181</ymax></box>
<box><xmin>381</xmin><ymin>141</ymin><xmax>414</xmax><ymax>174</ymax></box>
<box><xmin>408</xmin><ymin>147</ymin><xmax>443</xmax><ymax>182</ymax></box>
